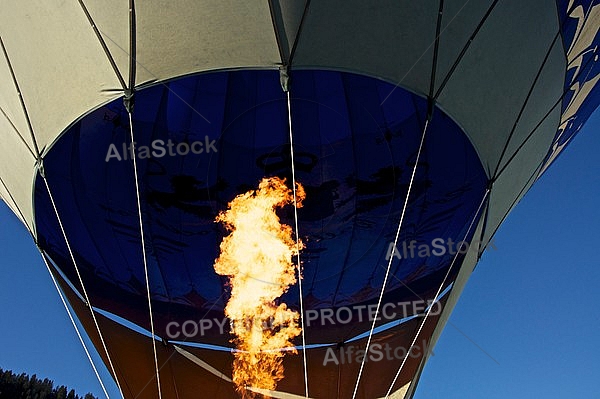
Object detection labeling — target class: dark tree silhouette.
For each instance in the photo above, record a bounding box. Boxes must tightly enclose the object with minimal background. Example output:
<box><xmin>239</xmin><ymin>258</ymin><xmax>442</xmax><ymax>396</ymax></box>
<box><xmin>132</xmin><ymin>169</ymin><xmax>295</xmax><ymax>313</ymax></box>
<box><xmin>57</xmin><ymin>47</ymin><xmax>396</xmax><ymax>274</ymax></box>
<box><xmin>0</xmin><ymin>368</ymin><xmax>97</xmax><ymax>399</ymax></box>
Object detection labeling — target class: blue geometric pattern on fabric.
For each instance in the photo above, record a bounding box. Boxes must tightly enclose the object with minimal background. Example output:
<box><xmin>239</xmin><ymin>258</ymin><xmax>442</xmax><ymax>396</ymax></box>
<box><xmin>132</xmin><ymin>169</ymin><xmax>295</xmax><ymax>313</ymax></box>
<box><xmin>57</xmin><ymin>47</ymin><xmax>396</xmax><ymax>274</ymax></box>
<box><xmin>541</xmin><ymin>0</ymin><xmax>600</xmax><ymax>173</ymax></box>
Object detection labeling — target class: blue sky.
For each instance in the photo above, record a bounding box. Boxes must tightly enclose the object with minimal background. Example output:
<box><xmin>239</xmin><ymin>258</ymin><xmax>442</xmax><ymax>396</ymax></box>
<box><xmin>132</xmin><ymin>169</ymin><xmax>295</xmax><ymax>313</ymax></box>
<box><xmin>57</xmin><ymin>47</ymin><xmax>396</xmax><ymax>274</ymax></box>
<box><xmin>417</xmin><ymin>109</ymin><xmax>600</xmax><ymax>398</ymax></box>
<box><xmin>0</xmin><ymin>110</ymin><xmax>599</xmax><ymax>398</ymax></box>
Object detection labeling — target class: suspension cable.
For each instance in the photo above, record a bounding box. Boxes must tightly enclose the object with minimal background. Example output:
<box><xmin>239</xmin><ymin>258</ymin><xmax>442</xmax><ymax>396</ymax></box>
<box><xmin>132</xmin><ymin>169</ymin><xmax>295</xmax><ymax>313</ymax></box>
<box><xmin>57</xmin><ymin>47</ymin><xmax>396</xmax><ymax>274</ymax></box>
<box><xmin>384</xmin><ymin>188</ymin><xmax>490</xmax><ymax>398</ymax></box>
<box><xmin>41</xmin><ymin>172</ymin><xmax>125</xmax><ymax>399</ymax></box>
<box><xmin>285</xmin><ymin>79</ymin><xmax>309</xmax><ymax>398</ymax></box>
<box><xmin>351</xmin><ymin>118</ymin><xmax>430</xmax><ymax>399</ymax></box>
<box><xmin>126</xmin><ymin>111</ymin><xmax>163</xmax><ymax>399</ymax></box>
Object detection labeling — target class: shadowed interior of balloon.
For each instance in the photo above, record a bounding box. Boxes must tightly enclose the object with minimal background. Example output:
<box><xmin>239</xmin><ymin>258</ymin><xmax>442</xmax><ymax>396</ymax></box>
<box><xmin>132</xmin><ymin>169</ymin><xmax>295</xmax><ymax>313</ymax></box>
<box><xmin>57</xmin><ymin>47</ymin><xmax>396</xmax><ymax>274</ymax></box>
<box><xmin>33</xmin><ymin>69</ymin><xmax>488</xmax><ymax>348</ymax></box>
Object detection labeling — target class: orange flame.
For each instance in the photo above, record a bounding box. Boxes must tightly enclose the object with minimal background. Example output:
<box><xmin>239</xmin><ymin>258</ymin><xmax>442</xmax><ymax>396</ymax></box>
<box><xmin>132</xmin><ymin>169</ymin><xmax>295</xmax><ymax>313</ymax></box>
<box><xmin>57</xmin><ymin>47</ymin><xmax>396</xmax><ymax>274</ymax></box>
<box><xmin>214</xmin><ymin>177</ymin><xmax>305</xmax><ymax>398</ymax></box>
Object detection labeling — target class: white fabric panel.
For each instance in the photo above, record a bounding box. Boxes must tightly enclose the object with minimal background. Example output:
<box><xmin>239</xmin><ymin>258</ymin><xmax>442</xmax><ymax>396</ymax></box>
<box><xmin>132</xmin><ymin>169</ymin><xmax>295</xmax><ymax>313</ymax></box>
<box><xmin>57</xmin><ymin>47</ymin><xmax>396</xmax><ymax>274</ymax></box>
<box><xmin>434</xmin><ymin>0</ymin><xmax>497</xmax><ymax>96</ymax></box>
<box><xmin>436</xmin><ymin>0</ymin><xmax>562</xmax><ymax>176</ymax></box>
<box><xmin>379</xmin><ymin>381</ymin><xmax>410</xmax><ymax>399</ymax></box>
<box><xmin>270</xmin><ymin>0</ymin><xmax>308</xmax><ymax>62</ymax></box>
<box><xmin>0</xmin><ymin>1</ymin><xmax>124</xmax><ymax>153</ymax></box>
<box><xmin>483</xmin><ymin>105</ymin><xmax>561</xmax><ymax>247</ymax></box>
<box><xmin>495</xmin><ymin>39</ymin><xmax>567</xmax><ymax>175</ymax></box>
<box><xmin>291</xmin><ymin>0</ymin><xmax>439</xmax><ymax>97</ymax></box>
<box><xmin>0</xmin><ymin>44</ymin><xmax>36</xmax><ymax>154</ymax></box>
<box><xmin>81</xmin><ymin>0</ymin><xmax>131</xmax><ymax>86</ymax></box>
<box><xmin>134</xmin><ymin>0</ymin><xmax>281</xmax><ymax>86</ymax></box>
<box><xmin>0</xmin><ymin>115</ymin><xmax>36</xmax><ymax>230</ymax></box>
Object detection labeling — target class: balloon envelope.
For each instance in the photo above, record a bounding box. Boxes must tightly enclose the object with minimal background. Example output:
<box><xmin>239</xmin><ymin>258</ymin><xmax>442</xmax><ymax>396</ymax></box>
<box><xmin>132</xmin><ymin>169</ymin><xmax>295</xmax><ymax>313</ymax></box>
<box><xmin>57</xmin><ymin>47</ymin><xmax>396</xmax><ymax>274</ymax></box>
<box><xmin>0</xmin><ymin>1</ymin><xmax>598</xmax><ymax>398</ymax></box>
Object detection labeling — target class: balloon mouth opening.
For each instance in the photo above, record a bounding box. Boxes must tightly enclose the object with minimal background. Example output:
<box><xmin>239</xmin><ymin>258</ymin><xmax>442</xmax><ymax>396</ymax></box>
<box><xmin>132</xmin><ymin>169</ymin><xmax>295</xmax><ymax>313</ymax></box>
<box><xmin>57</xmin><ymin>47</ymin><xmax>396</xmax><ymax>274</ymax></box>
<box><xmin>33</xmin><ymin>68</ymin><xmax>487</xmax><ymax>344</ymax></box>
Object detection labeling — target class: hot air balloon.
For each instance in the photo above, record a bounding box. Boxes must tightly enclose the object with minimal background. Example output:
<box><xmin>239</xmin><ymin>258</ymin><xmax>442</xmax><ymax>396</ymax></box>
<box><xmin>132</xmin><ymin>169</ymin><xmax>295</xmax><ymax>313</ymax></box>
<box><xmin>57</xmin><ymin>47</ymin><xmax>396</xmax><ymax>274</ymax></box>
<box><xmin>0</xmin><ymin>1</ymin><xmax>598</xmax><ymax>398</ymax></box>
